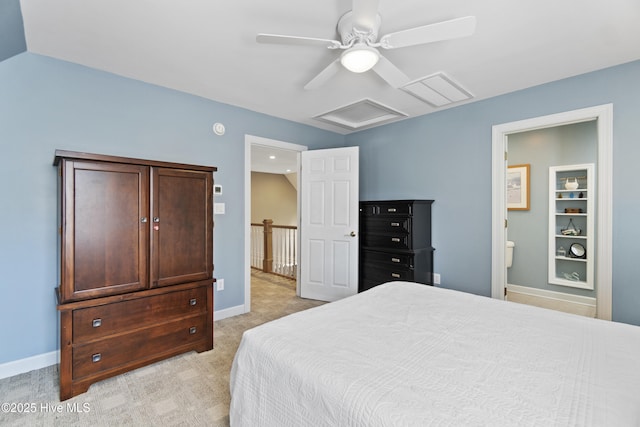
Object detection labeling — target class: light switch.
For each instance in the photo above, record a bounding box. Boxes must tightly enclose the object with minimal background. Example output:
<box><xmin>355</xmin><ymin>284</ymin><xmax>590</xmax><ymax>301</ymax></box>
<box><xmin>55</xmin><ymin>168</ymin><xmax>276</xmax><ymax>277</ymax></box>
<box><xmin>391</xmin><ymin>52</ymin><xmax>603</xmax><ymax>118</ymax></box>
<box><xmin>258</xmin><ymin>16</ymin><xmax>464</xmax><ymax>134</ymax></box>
<box><xmin>214</xmin><ymin>203</ymin><xmax>225</xmax><ymax>214</ymax></box>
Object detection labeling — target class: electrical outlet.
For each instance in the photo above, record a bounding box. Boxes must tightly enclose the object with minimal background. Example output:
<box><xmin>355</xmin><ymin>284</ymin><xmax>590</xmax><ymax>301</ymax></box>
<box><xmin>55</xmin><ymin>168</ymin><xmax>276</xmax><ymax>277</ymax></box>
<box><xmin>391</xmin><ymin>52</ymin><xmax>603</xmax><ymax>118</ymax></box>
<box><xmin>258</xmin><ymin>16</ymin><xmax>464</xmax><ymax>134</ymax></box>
<box><xmin>216</xmin><ymin>279</ymin><xmax>224</xmax><ymax>291</ymax></box>
<box><xmin>433</xmin><ymin>273</ymin><xmax>441</xmax><ymax>285</ymax></box>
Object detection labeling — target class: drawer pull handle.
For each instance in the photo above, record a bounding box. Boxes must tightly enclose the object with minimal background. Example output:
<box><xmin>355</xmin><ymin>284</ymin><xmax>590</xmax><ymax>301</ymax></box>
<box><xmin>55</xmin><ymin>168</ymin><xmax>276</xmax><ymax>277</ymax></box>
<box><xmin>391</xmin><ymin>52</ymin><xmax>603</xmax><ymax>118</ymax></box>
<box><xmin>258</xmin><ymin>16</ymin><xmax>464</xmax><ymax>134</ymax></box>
<box><xmin>189</xmin><ymin>298</ymin><xmax>197</xmax><ymax>306</ymax></box>
<box><xmin>390</xmin><ymin>222</ymin><xmax>400</xmax><ymax>227</ymax></box>
<box><xmin>387</xmin><ymin>208</ymin><xmax>397</xmax><ymax>212</ymax></box>
<box><xmin>391</xmin><ymin>237</ymin><xmax>401</xmax><ymax>242</ymax></box>
<box><xmin>92</xmin><ymin>318</ymin><xmax>102</xmax><ymax>328</ymax></box>
<box><xmin>391</xmin><ymin>273</ymin><xmax>401</xmax><ymax>278</ymax></box>
<box><xmin>92</xmin><ymin>353</ymin><xmax>101</xmax><ymax>363</ymax></box>
<box><xmin>391</xmin><ymin>258</ymin><xmax>401</xmax><ymax>263</ymax></box>
<box><xmin>189</xmin><ymin>327</ymin><xmax>197</xmax><ymax>334</ymax></box>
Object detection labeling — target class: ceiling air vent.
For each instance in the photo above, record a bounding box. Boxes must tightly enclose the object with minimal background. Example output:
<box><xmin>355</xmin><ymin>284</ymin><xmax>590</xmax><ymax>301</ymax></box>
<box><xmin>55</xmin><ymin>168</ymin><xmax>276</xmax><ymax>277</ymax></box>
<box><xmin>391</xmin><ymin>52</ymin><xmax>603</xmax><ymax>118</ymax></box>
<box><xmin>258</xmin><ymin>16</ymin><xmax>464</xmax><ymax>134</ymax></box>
<box><xmin>314</xmin><ymin>99</ymin><xmax>407</xmax><ymax>130</ymax></box>
<box><xmin>402</xmin><ymin>72</ymin><xmax>473</xmax><ymax>107</ymax></box>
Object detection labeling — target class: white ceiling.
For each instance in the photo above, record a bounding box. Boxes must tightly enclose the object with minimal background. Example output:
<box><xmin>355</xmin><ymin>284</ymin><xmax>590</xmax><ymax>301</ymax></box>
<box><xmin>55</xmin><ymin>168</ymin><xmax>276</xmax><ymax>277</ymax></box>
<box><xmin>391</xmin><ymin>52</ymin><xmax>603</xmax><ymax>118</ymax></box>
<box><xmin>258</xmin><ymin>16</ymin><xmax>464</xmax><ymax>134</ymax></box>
<box><xmin>19</xmin><ymin>0</ymin><xmax>640</xmax><ymax>135</ymax></box>
<box><xmin>251</xmin><ymin>144</ymin><xmax>298</xmax><ymax>174</ymax></box>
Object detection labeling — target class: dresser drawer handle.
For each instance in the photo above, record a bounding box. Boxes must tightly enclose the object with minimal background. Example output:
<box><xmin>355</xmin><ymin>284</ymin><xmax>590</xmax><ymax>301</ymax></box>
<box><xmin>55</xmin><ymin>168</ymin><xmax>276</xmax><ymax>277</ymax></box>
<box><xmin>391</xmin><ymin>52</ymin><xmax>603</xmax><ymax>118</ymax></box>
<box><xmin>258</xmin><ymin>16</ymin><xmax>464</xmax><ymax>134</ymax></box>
<box><xmin>92</xmin><ymin>353</ymin><xmax>101</xmax><ymax>363</ymax></box>
<box><xmin>391</xmin><ymin>237</ymin><xmax>401</xmax><ymax>242</ymax></box>
<box><xmin>387</xmin><ymin>208</ymin><xmax>397</xmax><ymax>212</ymax></box>
<box><xmin>390</xmin><ymin>222</ymin><xmax>400</xmax><ymax>227</ymax></box>
<box><xmin>189</xmin><ymin>327</ymin><xmax>197</xmax><ymax>334</ymax></box>
<box><xmin>92</xmin><ymin>318</ymin><xmax>102</xmax><ymax>328</ymax></box>
<box><xmin>391</xmin><ymin>257</ymin><xmax>401</xmax><ymax>263</ymax></box>
<box><xmin>391</xmin><ymin>273</ymin><xmax>401</xmax><ymax>278</ymax></box>
<box><xmin>189</xmin><ymin>298</ymin><xmax>197</xmax><ymax>306</ymax></box>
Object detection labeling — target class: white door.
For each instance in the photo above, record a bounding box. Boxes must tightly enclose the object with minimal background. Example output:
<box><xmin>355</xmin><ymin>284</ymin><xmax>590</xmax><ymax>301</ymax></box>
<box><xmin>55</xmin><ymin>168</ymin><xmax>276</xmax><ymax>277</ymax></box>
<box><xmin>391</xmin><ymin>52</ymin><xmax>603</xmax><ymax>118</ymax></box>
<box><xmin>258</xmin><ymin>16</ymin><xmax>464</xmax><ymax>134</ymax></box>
<box><xmin>300</xmin><ymin>147</ymin><xmax>359</xmax><ymax>301</ymax></box>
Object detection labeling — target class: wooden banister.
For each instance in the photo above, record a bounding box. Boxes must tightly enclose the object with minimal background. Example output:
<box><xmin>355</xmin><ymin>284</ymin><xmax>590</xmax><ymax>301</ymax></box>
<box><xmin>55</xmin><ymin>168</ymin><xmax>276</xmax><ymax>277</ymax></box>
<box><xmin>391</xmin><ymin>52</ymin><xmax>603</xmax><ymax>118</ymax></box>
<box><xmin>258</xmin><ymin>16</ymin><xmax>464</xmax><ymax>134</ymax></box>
<box><xmin>262</xmin><ymin>219</ymin><xmax>273</xmax><ymax>273</ymax></box>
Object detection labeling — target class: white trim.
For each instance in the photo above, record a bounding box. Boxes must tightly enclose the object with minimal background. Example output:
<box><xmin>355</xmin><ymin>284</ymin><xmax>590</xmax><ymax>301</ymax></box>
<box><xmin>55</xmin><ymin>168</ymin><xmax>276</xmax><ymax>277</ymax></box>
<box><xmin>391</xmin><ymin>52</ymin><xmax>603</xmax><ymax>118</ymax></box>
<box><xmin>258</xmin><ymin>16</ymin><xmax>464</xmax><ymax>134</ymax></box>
<box><xmin>491</xmin><ymin>125</ymin><xmax>507</xmax><ymax>301</ymax></box>
<box><xmin>0</xmin><ymin>351</ymin><xmax>58</xmax><ymax>380</ymax></box>
<box><xmin>244</xmin><ymin>135</ymin><xmax>307</xmax><ymax>314</ymax></box>
<box><xmin>214</xmin><ymin>304</ymin><xmax>246</xmax><ymax>321</ymax></box>
<box><xmin>492</xmin><ymin>104</ymin><xmax>613</xmax><ymax>320</ymax></box>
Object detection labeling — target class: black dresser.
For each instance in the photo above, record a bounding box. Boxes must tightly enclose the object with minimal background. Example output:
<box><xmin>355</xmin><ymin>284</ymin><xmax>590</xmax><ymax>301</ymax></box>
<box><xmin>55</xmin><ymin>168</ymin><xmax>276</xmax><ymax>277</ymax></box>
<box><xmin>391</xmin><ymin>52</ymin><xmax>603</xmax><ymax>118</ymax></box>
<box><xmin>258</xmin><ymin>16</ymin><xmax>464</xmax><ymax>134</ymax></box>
<box><xmin>359</xmin><ymin>200</ymin><xmax>434</xmax><ymax>292</ymax></box>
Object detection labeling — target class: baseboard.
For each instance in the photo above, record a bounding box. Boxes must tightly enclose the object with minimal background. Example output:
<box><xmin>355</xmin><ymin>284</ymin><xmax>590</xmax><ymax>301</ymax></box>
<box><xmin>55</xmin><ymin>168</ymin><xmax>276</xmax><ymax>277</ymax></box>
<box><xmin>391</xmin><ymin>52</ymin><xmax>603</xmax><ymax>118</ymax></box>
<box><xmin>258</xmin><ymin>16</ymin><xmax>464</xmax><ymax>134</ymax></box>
<box><xmin>506</xmin><ymin>284</ymin><xmax>597</xmax><ymax>317</ymax></box>
<box><xmin>0</xmin><ymin>350</ymin><xmax>59</xmax><ymax>380</ymax></box>
<box><xmin>214</xmin><ymin>304</ymin><xmax>246</xmax><ymax>321</ymax></box>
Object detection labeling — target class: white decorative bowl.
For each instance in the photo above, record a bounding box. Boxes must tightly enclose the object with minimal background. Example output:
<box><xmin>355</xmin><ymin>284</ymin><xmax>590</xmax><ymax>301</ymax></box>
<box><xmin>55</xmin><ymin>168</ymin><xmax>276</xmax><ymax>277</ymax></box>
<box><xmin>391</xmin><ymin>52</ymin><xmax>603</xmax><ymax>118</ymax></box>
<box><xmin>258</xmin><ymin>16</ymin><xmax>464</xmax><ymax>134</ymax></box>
<box><xmin>564</xmin><ymin>178</ymin><xmax>579</xmax><ymax>190</ymax></box>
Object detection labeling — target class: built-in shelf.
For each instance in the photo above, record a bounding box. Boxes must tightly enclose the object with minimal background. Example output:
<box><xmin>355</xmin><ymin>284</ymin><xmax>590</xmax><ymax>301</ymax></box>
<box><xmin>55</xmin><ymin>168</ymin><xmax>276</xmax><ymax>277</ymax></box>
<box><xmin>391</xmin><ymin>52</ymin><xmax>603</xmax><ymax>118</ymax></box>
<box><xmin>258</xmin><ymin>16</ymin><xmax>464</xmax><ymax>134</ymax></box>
<box><xmin>555</xmin><ymin>256</ymin><xmax>587</xmax><ymax>262</ymax></box>
<box><xmin>548</xmin><ymin>164</ymin><xmax>594</xmax><ymax>290</ymax></box>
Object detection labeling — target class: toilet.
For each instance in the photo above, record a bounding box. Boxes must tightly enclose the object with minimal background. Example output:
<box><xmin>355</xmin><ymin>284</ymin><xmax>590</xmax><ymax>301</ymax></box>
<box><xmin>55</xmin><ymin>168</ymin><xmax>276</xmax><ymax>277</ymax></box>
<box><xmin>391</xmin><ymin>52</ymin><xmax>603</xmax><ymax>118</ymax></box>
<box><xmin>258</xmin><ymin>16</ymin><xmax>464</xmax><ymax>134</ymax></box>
<box><xmin>506</xmin><ymin>241</ymin><xmax>515</xmax><ymax>268</ymax></box>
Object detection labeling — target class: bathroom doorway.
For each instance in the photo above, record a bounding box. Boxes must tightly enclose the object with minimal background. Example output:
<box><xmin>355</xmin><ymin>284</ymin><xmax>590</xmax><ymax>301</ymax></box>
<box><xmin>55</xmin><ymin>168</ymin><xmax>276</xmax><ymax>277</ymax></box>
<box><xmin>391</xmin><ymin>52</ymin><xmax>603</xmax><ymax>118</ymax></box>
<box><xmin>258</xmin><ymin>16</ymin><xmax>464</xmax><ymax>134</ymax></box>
<box><xmin>506</xmin><ymin>123</ymin><xmax>597</xmax><ymax>316</ymax></box>
<box><xmin>491</xmin><ymin>104</ymin><xmax>613</xmax><ymax>320</ymax></box>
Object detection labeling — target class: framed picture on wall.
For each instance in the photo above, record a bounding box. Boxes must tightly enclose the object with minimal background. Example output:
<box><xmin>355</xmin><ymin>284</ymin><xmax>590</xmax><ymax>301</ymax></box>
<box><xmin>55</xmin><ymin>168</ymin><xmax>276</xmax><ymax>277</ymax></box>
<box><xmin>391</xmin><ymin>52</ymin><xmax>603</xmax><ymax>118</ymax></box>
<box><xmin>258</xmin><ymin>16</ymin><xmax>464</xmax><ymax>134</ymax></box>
<box><xmin>507</xmin><ymin>164</ymin><xmax>530</xmax><ymax>210</ymax></box>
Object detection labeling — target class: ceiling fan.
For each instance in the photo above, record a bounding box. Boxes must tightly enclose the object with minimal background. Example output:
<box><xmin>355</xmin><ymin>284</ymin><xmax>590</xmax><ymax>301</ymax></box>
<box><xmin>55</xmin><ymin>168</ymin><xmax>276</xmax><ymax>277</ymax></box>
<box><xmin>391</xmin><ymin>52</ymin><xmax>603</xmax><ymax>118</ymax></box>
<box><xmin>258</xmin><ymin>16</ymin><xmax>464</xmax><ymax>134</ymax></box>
<box><xmin>256</xmin><ymin>0</ymin><xmax>476</xmax><ymax>90</ymax></box>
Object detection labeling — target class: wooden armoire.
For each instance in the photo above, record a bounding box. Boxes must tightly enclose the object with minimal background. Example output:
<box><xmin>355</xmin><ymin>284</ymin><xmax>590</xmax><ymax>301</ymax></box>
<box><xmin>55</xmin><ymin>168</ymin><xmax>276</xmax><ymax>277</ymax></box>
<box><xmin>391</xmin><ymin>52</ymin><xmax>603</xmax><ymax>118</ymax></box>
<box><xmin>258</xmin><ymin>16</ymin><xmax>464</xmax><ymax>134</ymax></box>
<box><xmin>54</xmin><ymin>150</ymin><xmax>216</xmax><ymax>400</ymax></box>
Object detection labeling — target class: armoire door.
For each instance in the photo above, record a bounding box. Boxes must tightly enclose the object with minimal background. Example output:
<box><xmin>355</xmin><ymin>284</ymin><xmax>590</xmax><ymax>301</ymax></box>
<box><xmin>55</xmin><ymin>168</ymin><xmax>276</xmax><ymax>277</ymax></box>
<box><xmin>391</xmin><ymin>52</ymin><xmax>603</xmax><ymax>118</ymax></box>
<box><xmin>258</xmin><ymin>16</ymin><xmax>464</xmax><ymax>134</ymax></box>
<box><xmin>150</xmin><ymin>167</ymin><xmax>213</xmax><ymax>287</ymax></box>
<box><xmin>60</xmin><ymin>160</ymin><xmax>150</xmax><ymax>302</ymax></box>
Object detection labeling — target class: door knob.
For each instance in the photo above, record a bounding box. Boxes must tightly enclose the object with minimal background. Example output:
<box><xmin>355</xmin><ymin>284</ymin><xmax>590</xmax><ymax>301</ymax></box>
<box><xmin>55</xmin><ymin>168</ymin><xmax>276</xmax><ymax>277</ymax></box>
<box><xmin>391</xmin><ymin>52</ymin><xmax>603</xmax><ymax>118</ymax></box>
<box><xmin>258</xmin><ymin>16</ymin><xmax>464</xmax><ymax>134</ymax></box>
<box><xmin>350</xmin><ymin>231</ymin><xmax>356</xmax><ymax>237</ymax></box>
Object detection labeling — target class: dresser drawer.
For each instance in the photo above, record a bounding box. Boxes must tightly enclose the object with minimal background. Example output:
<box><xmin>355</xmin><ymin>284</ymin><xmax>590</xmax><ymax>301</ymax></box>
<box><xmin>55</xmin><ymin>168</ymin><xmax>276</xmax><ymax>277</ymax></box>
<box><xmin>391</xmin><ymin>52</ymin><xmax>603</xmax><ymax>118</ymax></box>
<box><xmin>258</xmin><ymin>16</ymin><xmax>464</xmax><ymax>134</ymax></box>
<box><xmin>73</xmin><ymin>287</ymin><xmax>207</xmax><ymax>343</ymax></box>
<box><xmin>361</xmin><ymin>264</ymin><xmax>414</xmax><ymax>283</ymax></box>
<box><xmin>362</xmin><ymin>217</ymin><xmax>411</xmax><ymax>234</ymax></box>
<box><xmin>361</xmin><ymin>249</ymin><xmax>413</xmax><ymax>268</ymax></box>
<box><xmin>72</xmin><ymin>314</ymin><xmax>207</xmax><ymax>380</ymax></box>
<box><xmin>361</xmin><ymin>233</ymin><xmax>411</xmax><ymax>250</ymax></box>
<box><xmin>361</xmin><ymin>201</ymin><xmax>413</xmax><ymax>216</ymax></box>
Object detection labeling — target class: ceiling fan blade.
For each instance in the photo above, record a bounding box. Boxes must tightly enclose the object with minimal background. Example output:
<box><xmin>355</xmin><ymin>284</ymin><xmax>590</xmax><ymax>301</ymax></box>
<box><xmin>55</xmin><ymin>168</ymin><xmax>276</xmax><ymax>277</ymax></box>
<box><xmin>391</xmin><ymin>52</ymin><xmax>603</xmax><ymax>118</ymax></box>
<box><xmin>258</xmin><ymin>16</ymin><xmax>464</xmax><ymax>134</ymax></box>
<box><xmin>371</xmin><ymin>55</ymin><xmax>410</xmax><ymax>88</ymax></box>
<box><xmin>304</xmin><ymin>59</ymin><xmax>342</xmax><ymax>90</ymax></box>
<box><xmin>379</xmin><ymin>16</ymin><xmax>477</xmax><ymax>49</ymax></box>
<box><xmin>352</xmin><ymin>0</ymin><xmax>380</xmax><ymax>32</ymax></box>
<box><xmin>257</xmin><ymin>33</ymin><xmax>341</xmax><ymax>49</ymax></box>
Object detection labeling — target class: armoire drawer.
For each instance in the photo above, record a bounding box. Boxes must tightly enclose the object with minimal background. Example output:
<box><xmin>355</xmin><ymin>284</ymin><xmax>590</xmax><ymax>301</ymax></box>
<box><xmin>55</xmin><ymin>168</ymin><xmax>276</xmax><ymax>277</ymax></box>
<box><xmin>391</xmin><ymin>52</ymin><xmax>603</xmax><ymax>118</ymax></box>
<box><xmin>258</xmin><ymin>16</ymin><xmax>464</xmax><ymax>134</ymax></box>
<box><xmin>72</xmin><ymin>314</ymin><xmax>207</xmax><ymax>380</ymax></box>
<box><xmin>72</xmin><ymin>287</ymin><xmax>207</xmax><ymax>343</ymax></box>
<box><xmin>361</xmin><ymin>249</ymin><xmax>413</xmax><ymax>268</ymax></box>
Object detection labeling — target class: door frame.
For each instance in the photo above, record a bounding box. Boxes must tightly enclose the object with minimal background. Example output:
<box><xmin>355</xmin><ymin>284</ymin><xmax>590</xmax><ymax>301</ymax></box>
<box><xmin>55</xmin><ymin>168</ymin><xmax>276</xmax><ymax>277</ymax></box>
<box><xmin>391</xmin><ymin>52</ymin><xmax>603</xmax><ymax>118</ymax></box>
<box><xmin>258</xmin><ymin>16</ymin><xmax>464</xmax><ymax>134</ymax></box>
<box><xmin>244</xmin><ymin>135</ymin><xmax>307</xmax><ymax>313</ymax></box>
<box><xmin>491</xmin><ymin>104</ymin><xmax>613</xmax><ymax>320</ymax></box>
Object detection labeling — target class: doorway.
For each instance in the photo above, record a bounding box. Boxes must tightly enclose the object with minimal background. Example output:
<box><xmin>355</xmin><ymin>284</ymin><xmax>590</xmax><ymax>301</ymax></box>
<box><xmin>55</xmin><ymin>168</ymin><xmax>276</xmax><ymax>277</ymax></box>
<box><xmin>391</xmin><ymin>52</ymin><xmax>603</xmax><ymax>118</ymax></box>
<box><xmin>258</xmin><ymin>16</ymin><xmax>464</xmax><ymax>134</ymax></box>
<box><xmin>244</xmin><ymin>135</ymin><xmax>307</xmax><ymax>313</ymax></box>
<box><xmin>491</xmin><ymin>104</ymin><xmax>613</xmax><ymax>320</ymax></box>
<box><xmin>244</xmin><ymin>136</ymin><xmax>361</xmax><ymax>311</ymax></box>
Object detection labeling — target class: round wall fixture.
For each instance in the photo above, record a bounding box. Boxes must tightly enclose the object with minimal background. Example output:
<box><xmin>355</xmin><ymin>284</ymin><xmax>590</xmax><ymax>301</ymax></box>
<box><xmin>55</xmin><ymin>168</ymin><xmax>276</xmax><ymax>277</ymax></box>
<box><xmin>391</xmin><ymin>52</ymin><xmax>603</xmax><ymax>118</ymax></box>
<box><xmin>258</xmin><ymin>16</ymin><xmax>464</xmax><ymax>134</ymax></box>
<box><xmin>569</xmin><ymin>243</ymin><xmax>586</xmax><ymax>259</ymax></box>
<box><xmin>213</xmin><ymin>123</ymin><xmax>226</xmax><ymax>136</ymax></box>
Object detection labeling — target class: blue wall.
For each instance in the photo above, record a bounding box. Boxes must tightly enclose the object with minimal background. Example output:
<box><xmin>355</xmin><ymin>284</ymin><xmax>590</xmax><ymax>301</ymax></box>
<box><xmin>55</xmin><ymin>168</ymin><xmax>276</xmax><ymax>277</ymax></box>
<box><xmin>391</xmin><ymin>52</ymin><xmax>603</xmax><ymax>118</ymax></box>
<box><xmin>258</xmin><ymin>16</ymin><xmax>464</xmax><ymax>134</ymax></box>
<box><xmin>347</xmin><ymin>60</ymin><xmax>640</xmax><ymax>326</ymax></box>
<box><xmin>0</xmin><ymin>0</ymin><xmax>26</xmax><ymax>62</ymax></box>
<box><xmin>0</xmin><ymin>53</ymin><xmax>344</xmax><ymax>364</ymax></box>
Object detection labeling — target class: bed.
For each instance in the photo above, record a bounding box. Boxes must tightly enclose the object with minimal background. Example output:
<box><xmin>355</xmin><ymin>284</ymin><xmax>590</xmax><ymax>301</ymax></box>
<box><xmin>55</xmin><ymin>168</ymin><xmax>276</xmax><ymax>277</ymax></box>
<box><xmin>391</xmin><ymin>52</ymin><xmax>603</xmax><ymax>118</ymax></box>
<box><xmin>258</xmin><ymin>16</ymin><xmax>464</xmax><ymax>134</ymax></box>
<box><xmin>229</xmin><ymin>282</ymin><xmax>640</xmax><ymax>426</ymax></box>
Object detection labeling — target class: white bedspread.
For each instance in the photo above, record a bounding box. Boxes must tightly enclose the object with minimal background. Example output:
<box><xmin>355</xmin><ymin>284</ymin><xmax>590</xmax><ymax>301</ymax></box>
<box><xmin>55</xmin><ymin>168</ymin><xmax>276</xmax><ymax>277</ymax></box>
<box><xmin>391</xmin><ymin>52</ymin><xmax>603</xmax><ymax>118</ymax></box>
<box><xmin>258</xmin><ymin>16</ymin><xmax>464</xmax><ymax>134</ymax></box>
<box><xmin>229</xmin><ymin>282</ymin><xmax>640</xmax><ymax>426</ymax></box>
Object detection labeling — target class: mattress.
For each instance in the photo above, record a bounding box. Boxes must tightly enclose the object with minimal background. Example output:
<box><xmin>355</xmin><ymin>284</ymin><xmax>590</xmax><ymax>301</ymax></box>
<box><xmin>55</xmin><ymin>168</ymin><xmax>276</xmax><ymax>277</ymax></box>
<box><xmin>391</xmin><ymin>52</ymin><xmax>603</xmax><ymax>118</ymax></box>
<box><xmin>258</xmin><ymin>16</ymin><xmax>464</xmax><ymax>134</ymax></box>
<box><xmin>229</xmin><ymin>282</ymin><xmax>640</xmax><ymax>426</ymax></box>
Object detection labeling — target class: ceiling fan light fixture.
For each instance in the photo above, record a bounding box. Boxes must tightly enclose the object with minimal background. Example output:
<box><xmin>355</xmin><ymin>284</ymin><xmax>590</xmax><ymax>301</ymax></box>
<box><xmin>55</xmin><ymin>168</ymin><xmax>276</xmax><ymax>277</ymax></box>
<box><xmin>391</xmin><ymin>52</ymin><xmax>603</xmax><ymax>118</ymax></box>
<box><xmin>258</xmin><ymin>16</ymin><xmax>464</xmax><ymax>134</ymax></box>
<box><xmin>340</xmin><ymin>44</ymin><xmax>379</xmax><ymax>73</ymax></box>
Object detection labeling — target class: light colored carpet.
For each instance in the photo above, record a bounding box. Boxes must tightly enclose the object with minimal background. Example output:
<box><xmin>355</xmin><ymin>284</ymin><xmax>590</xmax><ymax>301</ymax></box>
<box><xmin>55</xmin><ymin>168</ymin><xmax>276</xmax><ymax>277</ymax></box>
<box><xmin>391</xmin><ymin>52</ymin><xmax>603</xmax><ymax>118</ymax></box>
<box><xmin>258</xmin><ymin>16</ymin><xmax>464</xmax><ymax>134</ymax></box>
<box><xmin>0</xmin><ymin>270</ymin><xmax>325</xmax><ymax>426</ymax></box>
